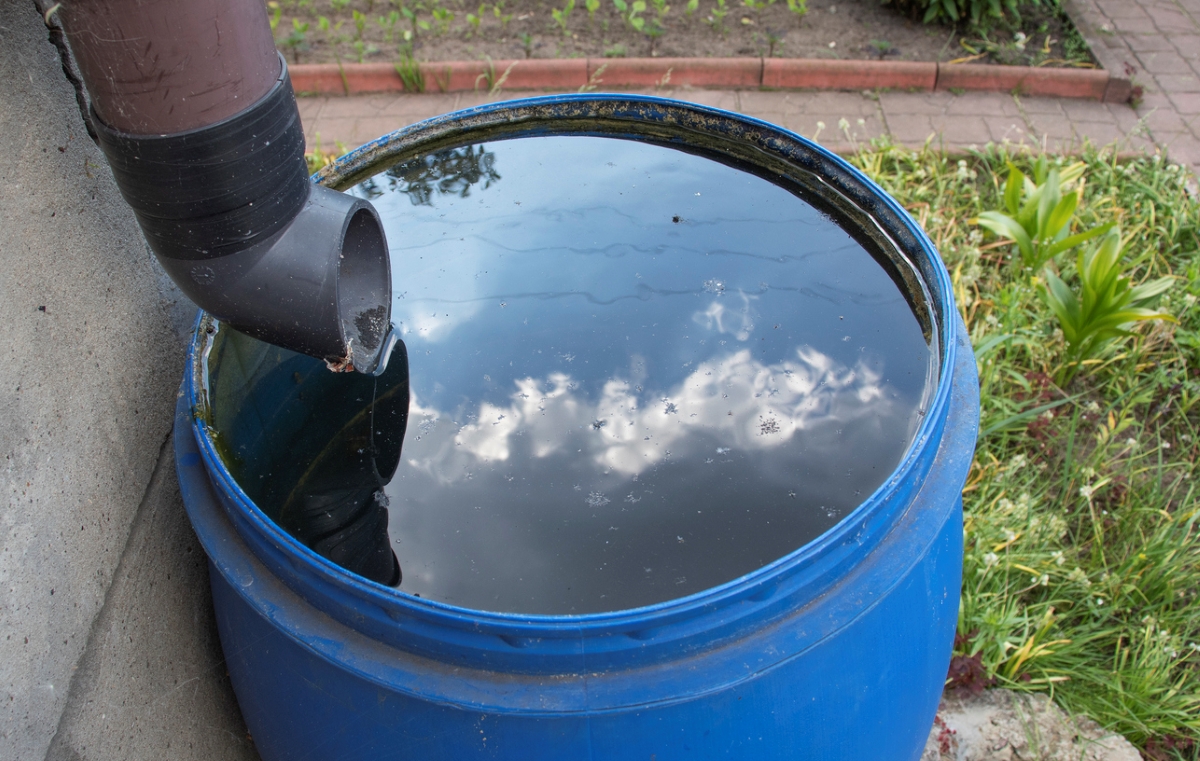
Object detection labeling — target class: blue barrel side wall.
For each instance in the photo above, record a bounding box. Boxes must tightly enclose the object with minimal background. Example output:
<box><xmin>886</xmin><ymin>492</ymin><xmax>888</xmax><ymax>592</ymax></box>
<box><xmin>177</xmin><ymin>317</ymin><xmax>975</xmax><ymax>761</ymax></box>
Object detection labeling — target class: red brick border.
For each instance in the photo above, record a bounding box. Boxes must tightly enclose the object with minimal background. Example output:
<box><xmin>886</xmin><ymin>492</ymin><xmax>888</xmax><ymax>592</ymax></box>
<box><xmin>289</xmin><ymin>59</ymin><xmax>1132</xmax><ymax>103</ymax></box>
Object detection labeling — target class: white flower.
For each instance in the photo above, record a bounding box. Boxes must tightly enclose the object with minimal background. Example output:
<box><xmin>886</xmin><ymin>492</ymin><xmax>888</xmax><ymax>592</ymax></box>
<box><xmin>1009</xmin><ymin>454</ymin><xmax>1028</xmax><ymax>470</ymax></box>
<box><xmin>983</xmin><ymin>552</ymin><xmax>999</xmax><ymax>568</ymax></box>
<box><xmin>1085</xmin><ymin>401</ymin><xmax>1101</xmax><ymax>414</ymax></box>
<box><xmin>1067</xmin><ymin>567</ymin><xmax>1091</xmax><ymax>586</ymax></box>
<box><xmin>1051</xmin><ymin>550</ymin><xmax>1065</xmax><ymax>566</ymax></box>
<box><xmin>1080</xmin><ymin>484</ymin><xmax>1096</xmax><ymax>499</ymax></box>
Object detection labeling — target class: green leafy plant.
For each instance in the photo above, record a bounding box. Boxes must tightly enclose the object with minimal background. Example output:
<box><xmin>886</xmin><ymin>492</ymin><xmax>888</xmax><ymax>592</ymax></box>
<box><xmin>585</xmin><ymin>0</ymin><xmax>601</xmax><ymax>21</ymax></box>
<box><xmin>612</xmin><ymin>0</ymin><xmax>647</xmax><ymax>31</ymax></box>
<box><xmin>784</xmin><ymin>0</ymin><xmax>806</xmax><ymax>21</ymax></box>
<box><xmin>395</xmin><ymin>54</ymin><xmax>426</xmax><ymax>92</ymax></box>
<box><xmin>603</xmin><ymin>42</ymin><xmax>627</xmax><ymax>56</ymax></box>
<box><xmin>974</xmin><ymin>160</ymin><xmax>1113</xmax><ymax>270</ymax></box>
<box><xmin>1040</xmin><ymin>228</ymin><xmax>1175</xmax><ymax>384</ymax></box>
<box><xmin>330</xmin><ymin>0</ymin><xmax>351</xmax><ymax>10</ymax></box>
<box><xmin>685</xmin><ymin>0</ymin><xmax>699</xmax><ymax>17</ymax></box>
<box><xmin>551</xmin><ymin>0</ymin><xmax>576</xmax><ymax>35</ymax></box>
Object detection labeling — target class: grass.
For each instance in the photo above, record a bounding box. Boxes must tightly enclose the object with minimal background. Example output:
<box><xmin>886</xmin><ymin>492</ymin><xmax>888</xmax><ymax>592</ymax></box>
<box><xmin>851</xmin><ymin>141</ymin><xmax>1200</xmax><ymax>758</ymax></box>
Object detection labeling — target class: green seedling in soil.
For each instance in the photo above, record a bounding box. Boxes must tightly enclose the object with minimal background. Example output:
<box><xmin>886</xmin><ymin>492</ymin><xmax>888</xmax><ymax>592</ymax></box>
<box><xmin>974</xmin><ymin>161</ymin><xmax>1113</xmax><ymax>271</ymax></box>
<box><xmin>762</xmin><ymin>27</ymin><xmax>783</xmax><ymax>57</ymax></box>
<box><xmin>741</xmin><ymin>0</ymin><xmax>772</xmax><ymax>12</ymax></box>
<box><xmin>552</xmin><ymin>0</ymin><xmax>576</xmax><ymax>35</ymax></box>
<box><xmin>268</xmin><ymin>2</ymin><xmax>283</xmax><ymax>32</ymax></box>
<box><xmin>466</xmin><ymin>4</ymin><xmax>484</xmax><ymax>35</ymax></box>
<box><xmin>352</xmin><ymin>9</ymin><xmax>367</xmax><ymax>40</ymax></box>
<box><xmin>685</xmin><ymin>0</ymin><xmax>699</xmax><ymax>16</ymax></box>
<box><xmin>869</xmin><ymin>39</ymin><xmax>893</xmax><ymax>59</ymax></box>
<box><xmin>281</xmin><ymin>18</ymin><xmax>312</xmax><ymax>62</ymax></box>
<box><xmin>612</xmin><ymin>0</ymin><xmax>647</xmax><ymax>31</ymax></box>
<box><xmin>399</xmin><ymin>1</ymin><xmax>432</xmax><ymax>40</ymax></box>
<box><xmin>650</xmin><ymin>0</ymin><xmax>670</xmax><ymax>22</ymax></box>
<box><xmin>1041</xmin><ymin>228</ymin><xmax>1175</xmax><ymax>385</ymax></box>
<box><xmin>395</xmin><ymin>54</ymin><xmax>426</xmax><ymax>92</ymax></box>
<box><xmin>784</xmin><ymin>0</ymin><xmax>805</xmax><ymax>20</ymax></box>
<box><xmin>379</xmin><ymin>10</ymin><xmax>402</xmax><ymax>42</ymax></box>
<box><xmin>519</xmin><ymin>32</ymin><xmax>535</xmax><ymax>57</ymax></box>
<box><xmin>493</xmin><ymin>1</ymin><xmax>514</xmax><ymax>29</ymax></box>
<box><xmin>330</xmin><ymin>0</ymin><xmax>350</xmax><ymax>10</ymax></box>
<box><xmin>432</xmin><ymin>6</ymin><xmax>454</xmax><ymax>34</ymax></box>
<box><xmin>586</xmin><ymin>0</ymin><xmax>601</xmax><ymax>21</ymax></box>
<box><xmin>706</xmin><ymin>0</ymin><xmax>728</xmax><ymax>32</ymax></box>
<box><xmin>317</xmin><ymin>15</ymin><xmax>350</xmax><ymax>93</ymax></box>
<box><xmin>603</xmin><ymin>42</ymin><xmax>626</xmax><ymax>56</ymax></box>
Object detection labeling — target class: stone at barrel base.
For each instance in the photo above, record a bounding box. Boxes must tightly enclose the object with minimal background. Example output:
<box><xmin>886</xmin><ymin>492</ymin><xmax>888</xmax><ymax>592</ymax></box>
<box><xmin>921</xmin><ymin>689</ymin><xmax>1140</xmax><ymax>761</ymax></box>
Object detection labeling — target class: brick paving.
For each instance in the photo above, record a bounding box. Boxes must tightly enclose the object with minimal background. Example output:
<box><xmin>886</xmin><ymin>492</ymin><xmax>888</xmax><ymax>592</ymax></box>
<box><xmin>297</xmin><ymin>0</ymin><xmax>1200</xmax><ymax>173</ymax></box>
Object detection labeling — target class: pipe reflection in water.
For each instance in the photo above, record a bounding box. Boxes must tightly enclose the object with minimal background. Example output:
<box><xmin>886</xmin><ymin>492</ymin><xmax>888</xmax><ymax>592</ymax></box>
<box><xmin>205</xmin><ymin>331</ymin><xmax>411</xmax><ymax>587</ymax></box>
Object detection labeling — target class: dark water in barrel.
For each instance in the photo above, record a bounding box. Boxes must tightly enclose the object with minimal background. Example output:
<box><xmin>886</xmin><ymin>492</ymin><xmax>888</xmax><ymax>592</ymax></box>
<box><xmin>209</xmin><ymin>134</ymin><xmax>936</xmax><ymax>615</ymax></box>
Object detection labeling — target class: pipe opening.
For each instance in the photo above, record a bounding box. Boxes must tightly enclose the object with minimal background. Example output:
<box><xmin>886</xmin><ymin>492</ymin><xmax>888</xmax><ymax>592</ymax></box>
<box><xmin>338</xmin><ymin>208</ymin><xmax>391</xmax><ymax>364</ymax></box>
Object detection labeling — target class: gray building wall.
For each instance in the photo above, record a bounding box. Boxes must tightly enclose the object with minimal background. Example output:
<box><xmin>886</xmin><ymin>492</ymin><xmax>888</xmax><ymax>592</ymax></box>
<box><xmin>0</xmin><ymin>2</ymin><xmax>255</xmax><ymax>758</ymax></box>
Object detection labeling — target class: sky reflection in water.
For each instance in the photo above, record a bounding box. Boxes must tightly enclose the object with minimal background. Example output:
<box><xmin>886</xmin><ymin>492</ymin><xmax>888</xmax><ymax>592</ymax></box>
<box><xmin>350</xmin><ymin>135</ymin><xmax>933</xmax><ymax>614</ymax></box>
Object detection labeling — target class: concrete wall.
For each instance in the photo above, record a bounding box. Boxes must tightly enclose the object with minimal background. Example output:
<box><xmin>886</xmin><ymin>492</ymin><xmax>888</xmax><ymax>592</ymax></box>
<box><xmin>0</xmin><ymin>2</ymin><xmax>255</xmax><ymax>758</ymax></box>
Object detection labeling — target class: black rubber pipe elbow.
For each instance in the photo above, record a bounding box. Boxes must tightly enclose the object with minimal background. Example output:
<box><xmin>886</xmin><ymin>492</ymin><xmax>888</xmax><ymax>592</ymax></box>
<box><xmin>92</xmin><ymin>57</ymin><xmax>394</xmax><ymax>374</ymax></box>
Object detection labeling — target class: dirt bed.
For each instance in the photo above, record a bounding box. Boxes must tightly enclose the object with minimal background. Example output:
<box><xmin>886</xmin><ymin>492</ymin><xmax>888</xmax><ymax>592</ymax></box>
<box><xmin>270</xmin><ymin>0</ymin><xmax>1097</xmax><ymax>68</ymax></box>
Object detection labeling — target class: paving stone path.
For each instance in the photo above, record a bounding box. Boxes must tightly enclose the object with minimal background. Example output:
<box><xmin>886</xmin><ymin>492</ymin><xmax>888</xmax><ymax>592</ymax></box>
<box><xmin>297</xmin><ymin>0</ymin><xmax>1200</xmax><ymax>170</ymax></box>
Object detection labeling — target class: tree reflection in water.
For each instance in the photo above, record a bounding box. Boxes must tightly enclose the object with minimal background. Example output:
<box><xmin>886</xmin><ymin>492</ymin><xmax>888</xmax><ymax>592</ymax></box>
<box><xmin>358</xmin><ymin>145</ymin><xmax>501</xmax><ymax>206</ymax></box>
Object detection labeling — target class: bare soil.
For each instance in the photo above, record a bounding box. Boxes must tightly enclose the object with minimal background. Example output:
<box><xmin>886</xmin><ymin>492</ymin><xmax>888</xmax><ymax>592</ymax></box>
<box><xmin>271</xmin><ymin>0</ymin><xmax>1098</xmax><ymax>68</ymax></box>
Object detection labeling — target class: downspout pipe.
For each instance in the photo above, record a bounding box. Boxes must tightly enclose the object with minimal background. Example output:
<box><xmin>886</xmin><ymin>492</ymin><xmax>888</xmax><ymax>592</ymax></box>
<box><xmin>57</xmin><ymin>0</ymin><xmax>395</xmax><ymax>374</ymax></box>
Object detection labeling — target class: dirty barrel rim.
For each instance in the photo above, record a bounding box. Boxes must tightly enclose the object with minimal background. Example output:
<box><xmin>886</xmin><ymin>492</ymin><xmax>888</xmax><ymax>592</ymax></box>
<box><xmin>186</xmin><ymin>94</ymin><xmax>957</xmax><ymax>672</ymax></box>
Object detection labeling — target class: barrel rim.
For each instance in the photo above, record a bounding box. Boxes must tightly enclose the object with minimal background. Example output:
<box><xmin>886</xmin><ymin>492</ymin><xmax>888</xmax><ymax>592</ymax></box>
<box><xmin>186</xmin><ymin>93</ymin><xmax>960</xmax><ymax>668</ymax></box>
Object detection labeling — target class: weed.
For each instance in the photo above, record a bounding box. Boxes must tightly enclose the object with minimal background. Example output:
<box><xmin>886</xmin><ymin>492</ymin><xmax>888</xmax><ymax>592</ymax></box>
<box><xmin>395</xmin><ymin>54</ymin><xmax>426</xmax><ymax>92</ymax></box>
<box><xmin>579</xmin><ymin>62</ymin><xmax>608</xmax><ymax>90</ymax></box>
<box><xmin>784</xmin><ymin>0</ymin><xmax>806</xmax><ymax>21</ymax></box>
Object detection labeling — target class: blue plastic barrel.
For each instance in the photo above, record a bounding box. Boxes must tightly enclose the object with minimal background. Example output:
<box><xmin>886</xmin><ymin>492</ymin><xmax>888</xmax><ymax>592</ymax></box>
<box><xmin>176</xmin><ymin>95</ymin><xmax>979</xmax><ymax>761</ymax></box>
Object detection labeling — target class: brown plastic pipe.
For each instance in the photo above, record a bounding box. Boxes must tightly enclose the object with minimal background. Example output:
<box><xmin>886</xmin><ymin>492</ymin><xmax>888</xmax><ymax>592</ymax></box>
<box><xmin>58</xmin><ymin>0</ymin><xmax>280</xmax><ymax>135</ymax></box>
